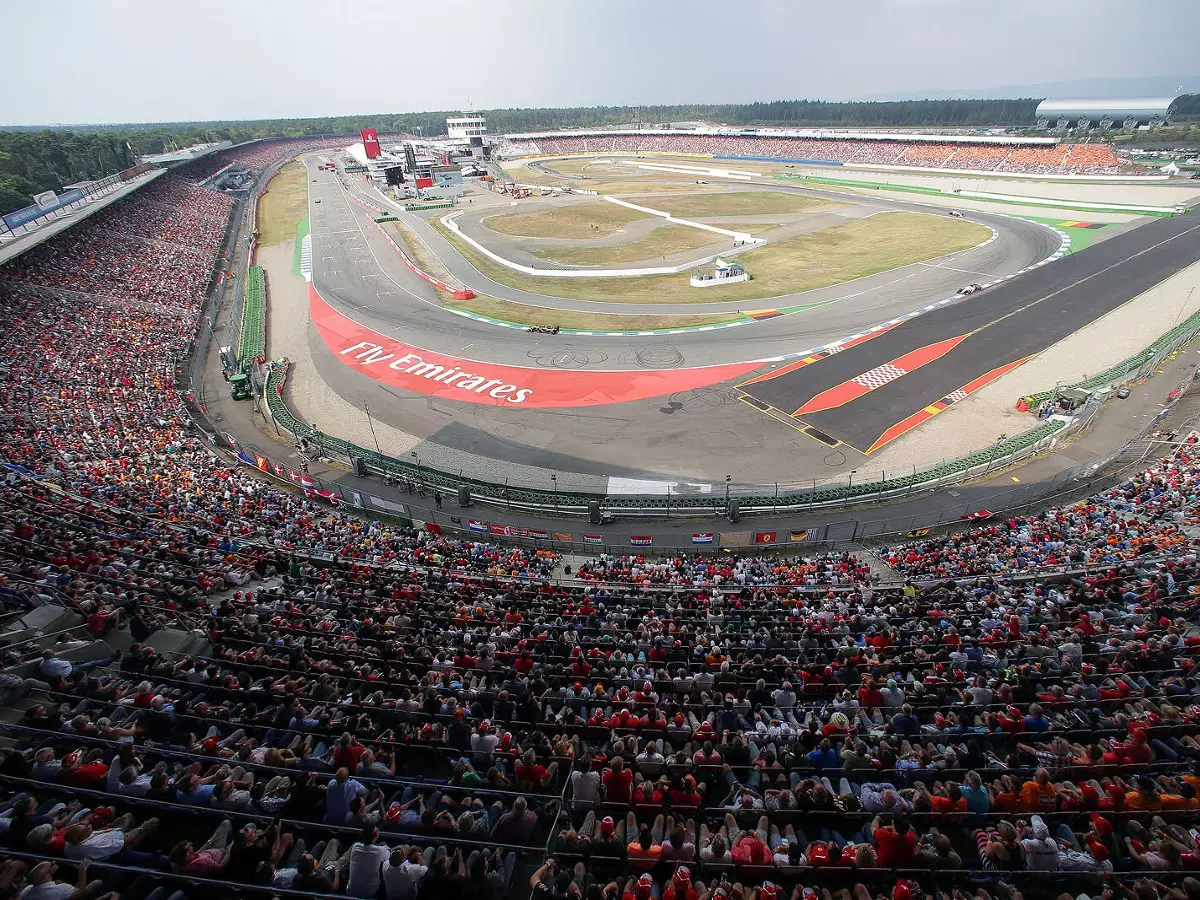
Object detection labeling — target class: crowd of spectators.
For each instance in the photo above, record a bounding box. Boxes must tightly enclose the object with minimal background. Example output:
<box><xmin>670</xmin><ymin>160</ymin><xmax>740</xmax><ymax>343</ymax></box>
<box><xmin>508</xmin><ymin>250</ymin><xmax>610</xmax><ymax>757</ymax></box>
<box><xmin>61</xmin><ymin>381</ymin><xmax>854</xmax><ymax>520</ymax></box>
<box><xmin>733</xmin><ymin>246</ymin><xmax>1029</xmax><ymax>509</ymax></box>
<box><xmin>2</xmin><ymin>459</ymin><xmax>1200</xmax><ymax>900</ymax></box>
<box><xmin>496</xmin><ymin>133</ymin><xmax>1125</xmax><ymax>175</ymax></box>
<box><xmin>0</xmin><ymin>129</ymin><xmax>1194</xmax><ymax>900</ymax></box>
<box><xmin>877</xmin><ymin>440</ymin><xmax>1200</xmax><ymax>579</ymax></box>
<box><xmin>573</xmin><ymin>552</ymin><xmax>871</xmax><ymax>589</ymax></box>
<box><xmin>188</xmin><ymin>138</ymin><xmax>351</xmax><ymax>183</ymax></box>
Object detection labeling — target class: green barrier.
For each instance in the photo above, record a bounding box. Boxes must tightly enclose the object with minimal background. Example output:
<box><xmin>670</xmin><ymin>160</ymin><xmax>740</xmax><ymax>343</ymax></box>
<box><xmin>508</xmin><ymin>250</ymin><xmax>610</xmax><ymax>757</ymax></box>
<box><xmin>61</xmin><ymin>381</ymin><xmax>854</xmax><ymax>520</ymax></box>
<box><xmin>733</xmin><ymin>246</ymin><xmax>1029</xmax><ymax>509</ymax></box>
<box><xmin>264</xmin><ymin>357</ymin><xmax>1066</xmax><ymax>513</ymax></box>
<box><xmin>402</xmin><ymin>202</ymin><xmax>454</xmax><ymax>211</ymax></box>
<box><xmin>774</xmin><ymin>174</ymin><xmax>1176</xmax><ymax>217</ymax></box>
<box><xmin>237</xmin><ymin>266</ymin><xmax>266</xmax><ymax>372</ymax></box>
<box><xmin>1022</xmin><ymin>305</ymin><xmax>1200</xmax><ymax>405</ymax></box>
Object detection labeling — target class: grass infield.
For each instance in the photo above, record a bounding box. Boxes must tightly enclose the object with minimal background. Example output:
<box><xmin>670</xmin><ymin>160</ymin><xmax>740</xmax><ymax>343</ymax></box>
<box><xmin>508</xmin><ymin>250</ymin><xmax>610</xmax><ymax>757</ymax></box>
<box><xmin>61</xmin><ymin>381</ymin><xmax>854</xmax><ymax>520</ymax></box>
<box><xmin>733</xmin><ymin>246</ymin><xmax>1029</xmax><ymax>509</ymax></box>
<box><xmin>483</xmin><ymin>200</ymin><xmax>649</xmax><ymax>239</ymax></box>
<box><xmin>258</xmin><ymin>162</ymin><xmax>309</xmax><ymax>247</ymax></box>
<box><xmin>435</xmin><ymin>211</ymin><xmax>990</xmax><ymax>305</ymax></box>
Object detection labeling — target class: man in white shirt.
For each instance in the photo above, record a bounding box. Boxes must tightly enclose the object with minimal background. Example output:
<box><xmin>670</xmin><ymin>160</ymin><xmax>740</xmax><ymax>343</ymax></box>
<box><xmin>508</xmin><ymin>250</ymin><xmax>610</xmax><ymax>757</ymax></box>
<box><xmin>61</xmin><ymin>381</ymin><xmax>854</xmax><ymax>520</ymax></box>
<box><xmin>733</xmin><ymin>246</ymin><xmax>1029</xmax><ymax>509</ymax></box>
<box><xmin>106</xmin><ymin>759</ymin><xmax>153</xmax><ymax>797</ymax></box>
<box><xmin>470</xmin><ymin>722</ymin><xmax>499</xmax><ymax>768</ymax></box>
<box><xmin>63</xmin><ymin>816</ymin><xmax>158</xmax><ymax>861</ymax></box>
<box><xmin>569</xmin><ymin>767</ymin><xmax>602</xmax><ymax>811</ymax></box>
<box><xmin>966</xmin><ymin>677</ymin><xmax>994</xmax><ymax>708</ymax></box>
<box><xmin>1059</xmin><ymin>639</ymin><xmax>1083</xmax><ymax>665</ymax></box>
<box><xmin>345</xmin><ymin>825</ymin><xmax>390</xmax><ymax>898</ymax></box>
<box><xmin>771</xmin><ymin>682</ymin><xmax>798</xmax><ymax>723</ymax></box>
<box><xmin>38</xmin><ymin>652</ymin><xmax>73</xmax><ymax>681</ymax></box>
<box><xmin>382</xmin><ymin>845</ymin><xmax>428</xmax><ymax>900</ymax></box>
<box><xmin>880</xmin><ymin>680</ymin><xmax>906</xmax><ymax>710</ymax></box>
<box><xmin>1021</xmin><ymin>816</ymin><xmax>1060</xmax><ymax>871</ymax></box>
<box><xmin>19</xmin><ymin>859</ymin><xmax>109</xmax><ymax>900</ymax></box>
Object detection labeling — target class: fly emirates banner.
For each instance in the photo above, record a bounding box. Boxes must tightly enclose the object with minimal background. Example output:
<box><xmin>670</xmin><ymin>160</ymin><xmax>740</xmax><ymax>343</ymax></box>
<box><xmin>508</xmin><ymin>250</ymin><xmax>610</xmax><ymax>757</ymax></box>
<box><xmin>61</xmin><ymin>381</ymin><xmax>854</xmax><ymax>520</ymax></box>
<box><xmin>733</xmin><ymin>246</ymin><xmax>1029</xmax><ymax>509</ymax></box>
<box><xmin>310</xmin><ymin>283</ymin><xmax>761</xmax><ymax>409</ymax></box>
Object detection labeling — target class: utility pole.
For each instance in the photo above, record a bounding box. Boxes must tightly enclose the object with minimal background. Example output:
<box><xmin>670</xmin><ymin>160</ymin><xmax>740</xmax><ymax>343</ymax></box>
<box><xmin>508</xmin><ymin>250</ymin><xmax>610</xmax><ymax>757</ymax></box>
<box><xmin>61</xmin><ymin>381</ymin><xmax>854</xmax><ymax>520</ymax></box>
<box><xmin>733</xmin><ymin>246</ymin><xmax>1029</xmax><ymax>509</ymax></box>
<box><xmin>363</xmin><ymin>398</ymin><xmax>382</xmax><ymax>455</ymax></box>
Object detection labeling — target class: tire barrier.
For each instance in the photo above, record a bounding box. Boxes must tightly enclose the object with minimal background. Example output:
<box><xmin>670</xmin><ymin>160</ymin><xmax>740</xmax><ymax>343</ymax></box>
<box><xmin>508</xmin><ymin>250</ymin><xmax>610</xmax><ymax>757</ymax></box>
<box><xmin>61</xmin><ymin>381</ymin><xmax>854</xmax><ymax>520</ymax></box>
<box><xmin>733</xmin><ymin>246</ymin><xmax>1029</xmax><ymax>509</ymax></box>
<box><xmin>236</xmin><ymin>266</ymin><xmax>266</xmax><ymax>372</ymax></box>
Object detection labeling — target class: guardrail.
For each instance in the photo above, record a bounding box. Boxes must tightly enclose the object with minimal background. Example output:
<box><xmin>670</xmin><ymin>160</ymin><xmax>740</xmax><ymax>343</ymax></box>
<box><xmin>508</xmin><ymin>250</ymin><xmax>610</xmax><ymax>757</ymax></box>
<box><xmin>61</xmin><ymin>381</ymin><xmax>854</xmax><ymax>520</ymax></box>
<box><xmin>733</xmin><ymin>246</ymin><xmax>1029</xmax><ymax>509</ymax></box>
<box><xmin>1022</xmin><ymin>303</ymin><xmax>1200</xmax><ymax>405</ymax></box>
<box><xmin>774</xmin><ymin>172</ymin><xmax>1180</xmax><ymax>215</ymax></box>
<box><xmin>263</xmin><ymin>361</ymin><xmax>1076</xmax><ymax>517</ymax></box>
<box><xmin>236</xmin><ymin>265</ymin><xmax>266</xmax><ymax>371</ymax></box>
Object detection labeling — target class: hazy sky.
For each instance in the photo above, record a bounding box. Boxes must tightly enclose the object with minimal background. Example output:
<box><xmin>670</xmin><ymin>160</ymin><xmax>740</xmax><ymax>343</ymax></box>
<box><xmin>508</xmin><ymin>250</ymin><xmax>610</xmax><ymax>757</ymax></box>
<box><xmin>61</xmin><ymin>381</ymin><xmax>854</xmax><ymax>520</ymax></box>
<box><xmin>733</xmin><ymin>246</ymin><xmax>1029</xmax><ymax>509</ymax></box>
<box><xmin>2</xmin><ymin>0</ymin><xmax>1198</xmax><ymax>125</ymax></box>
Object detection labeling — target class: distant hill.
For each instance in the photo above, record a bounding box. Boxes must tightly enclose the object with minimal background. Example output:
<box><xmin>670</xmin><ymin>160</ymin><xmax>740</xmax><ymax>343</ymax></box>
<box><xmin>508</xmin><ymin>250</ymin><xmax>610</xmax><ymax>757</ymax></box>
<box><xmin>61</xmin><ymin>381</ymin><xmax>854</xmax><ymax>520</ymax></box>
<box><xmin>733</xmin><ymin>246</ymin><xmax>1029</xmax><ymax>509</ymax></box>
<box><xmin>858</xmin><ymin>76</ymin><xmax>1198</xmax><ymax>102</ymax></box>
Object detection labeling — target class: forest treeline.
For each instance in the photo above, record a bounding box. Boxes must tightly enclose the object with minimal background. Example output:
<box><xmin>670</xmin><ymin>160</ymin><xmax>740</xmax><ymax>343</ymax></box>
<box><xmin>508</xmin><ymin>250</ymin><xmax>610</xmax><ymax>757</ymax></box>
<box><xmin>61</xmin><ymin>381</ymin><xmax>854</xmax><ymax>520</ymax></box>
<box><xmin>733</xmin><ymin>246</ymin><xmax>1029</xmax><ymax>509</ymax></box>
<box><xmin>4</xmin><ymin>96</ymin><xmax>1197</xmax><ymax>217</ymax></box>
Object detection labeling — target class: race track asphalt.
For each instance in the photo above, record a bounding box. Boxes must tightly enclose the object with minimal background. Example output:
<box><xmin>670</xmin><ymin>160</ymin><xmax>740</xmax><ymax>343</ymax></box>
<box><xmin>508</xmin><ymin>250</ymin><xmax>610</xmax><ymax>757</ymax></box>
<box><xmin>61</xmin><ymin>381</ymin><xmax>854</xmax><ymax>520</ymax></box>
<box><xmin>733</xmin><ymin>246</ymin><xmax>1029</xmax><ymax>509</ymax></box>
<box><xmin>743</xmin><ymin>215</ymin><xmax>1200</xmax><ymax>452</ymax></box>
<box><xmin>310</xmin><ymin>159</ymin><xmax>1062</xmax><ymax>370</ymax></box>
<box><xmin>298</xmin><ymin>154</ymin><xmax>1196</xmax><ymax>482</ymax></box>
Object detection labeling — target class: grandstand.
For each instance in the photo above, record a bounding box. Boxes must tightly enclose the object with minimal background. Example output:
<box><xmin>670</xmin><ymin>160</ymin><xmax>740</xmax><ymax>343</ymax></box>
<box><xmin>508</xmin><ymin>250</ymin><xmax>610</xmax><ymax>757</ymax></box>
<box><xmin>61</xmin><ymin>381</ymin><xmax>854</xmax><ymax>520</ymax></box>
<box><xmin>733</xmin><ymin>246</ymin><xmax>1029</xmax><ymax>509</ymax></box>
<box><xmin>0</xmin><ymin>126</ymin><xmax>1198</xmax><ymax>900</ymax></box>
<box><xmin>496</xmin><ymin>131</ymin><xmax>1126</xmax><ymax>175</ymax></box>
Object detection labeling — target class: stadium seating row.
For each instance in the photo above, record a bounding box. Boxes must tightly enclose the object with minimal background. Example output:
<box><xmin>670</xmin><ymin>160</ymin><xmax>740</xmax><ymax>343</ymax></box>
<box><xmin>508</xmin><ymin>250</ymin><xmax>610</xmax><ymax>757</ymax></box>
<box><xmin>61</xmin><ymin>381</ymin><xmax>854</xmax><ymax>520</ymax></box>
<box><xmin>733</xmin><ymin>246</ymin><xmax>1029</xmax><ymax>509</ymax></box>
<box><xmin>494</xmin><ymin>134</ymin><xmax>1124</xmax><ymax>175</ymax></box>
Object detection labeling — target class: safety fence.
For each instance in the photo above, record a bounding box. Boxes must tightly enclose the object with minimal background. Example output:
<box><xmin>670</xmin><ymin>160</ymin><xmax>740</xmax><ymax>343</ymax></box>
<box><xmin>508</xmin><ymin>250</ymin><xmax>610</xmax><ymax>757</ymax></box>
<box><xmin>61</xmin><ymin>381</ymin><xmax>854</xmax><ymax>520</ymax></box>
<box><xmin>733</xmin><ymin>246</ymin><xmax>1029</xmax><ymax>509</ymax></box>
<box><xmin>263</xmin><ymin>357</ymin><xmax>1078</xmax><ymax>517</ymax></box>
<box><xmin>236</xmin><ymin>265</ymin><xmax>266</xmax><ymax>371</ymax></box>
<box><xmin>1022</xmin><ymin>302</ymin><xmax>1200</xmax><ymax>405</ymax></box>
<box><xmin>774</xmin><ymin>172</ymin><xmax>1181</xmax><ymax>216</ymax></box>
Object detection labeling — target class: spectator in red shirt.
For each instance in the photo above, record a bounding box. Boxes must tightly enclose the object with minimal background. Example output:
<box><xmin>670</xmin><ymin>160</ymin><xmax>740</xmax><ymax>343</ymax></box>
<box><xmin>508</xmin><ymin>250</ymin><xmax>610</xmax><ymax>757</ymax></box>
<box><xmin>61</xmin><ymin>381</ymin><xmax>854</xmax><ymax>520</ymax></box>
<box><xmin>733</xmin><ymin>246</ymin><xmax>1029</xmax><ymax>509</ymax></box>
<box><xmin>603</xmin><ymin>757</ymin><xmax>633</xmax><ymax>806</ymax></box>
<box><xmin>331</xmin><ymin>733</ymin><xmax>365</xmax><ymax>771</ymax></box>
<box><xmin>873</xmin><ymin>815</ymin><xmax>918</xmax><ymax>868</ymax></box>
<box><xmin>515</xmin><ymin>750</ymin><xmax>558</xmax><ymax>791</ymax></box>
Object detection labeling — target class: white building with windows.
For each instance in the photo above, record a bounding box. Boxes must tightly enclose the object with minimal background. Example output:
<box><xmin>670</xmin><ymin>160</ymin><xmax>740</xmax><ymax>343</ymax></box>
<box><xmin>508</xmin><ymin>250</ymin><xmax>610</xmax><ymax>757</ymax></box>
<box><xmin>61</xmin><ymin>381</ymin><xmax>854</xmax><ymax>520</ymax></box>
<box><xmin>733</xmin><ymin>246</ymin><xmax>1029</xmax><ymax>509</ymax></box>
<box><xmin>446</xmin><ymin>114</ymin><xmax>487</xmax><ymax>141</ymax></box>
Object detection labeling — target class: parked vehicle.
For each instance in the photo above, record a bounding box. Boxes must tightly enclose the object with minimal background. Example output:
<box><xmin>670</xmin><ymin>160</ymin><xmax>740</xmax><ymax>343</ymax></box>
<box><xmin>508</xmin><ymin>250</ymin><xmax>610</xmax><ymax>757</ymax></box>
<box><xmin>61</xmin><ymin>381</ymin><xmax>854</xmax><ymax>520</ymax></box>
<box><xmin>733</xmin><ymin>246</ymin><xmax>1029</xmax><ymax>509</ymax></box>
<box><xmin>229</xmin><ymin>373</ymin><xmax>251</xmax><ymax>400</ymax></box>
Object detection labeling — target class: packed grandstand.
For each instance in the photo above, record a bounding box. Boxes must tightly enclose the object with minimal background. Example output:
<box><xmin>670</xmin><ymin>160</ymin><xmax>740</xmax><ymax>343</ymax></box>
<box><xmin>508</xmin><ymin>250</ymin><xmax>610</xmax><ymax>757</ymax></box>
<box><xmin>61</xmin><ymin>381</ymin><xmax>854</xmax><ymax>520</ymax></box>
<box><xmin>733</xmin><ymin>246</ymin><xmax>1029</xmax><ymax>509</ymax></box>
<box><xmin>494</xmin><ymin>132</ymin><xmax>1126</xmax><ymax>176</ymax></box>
<box><xmin>0</xmin><ymin>133</ymin><xmax>1198</xmax><ymax>900</ymax></box>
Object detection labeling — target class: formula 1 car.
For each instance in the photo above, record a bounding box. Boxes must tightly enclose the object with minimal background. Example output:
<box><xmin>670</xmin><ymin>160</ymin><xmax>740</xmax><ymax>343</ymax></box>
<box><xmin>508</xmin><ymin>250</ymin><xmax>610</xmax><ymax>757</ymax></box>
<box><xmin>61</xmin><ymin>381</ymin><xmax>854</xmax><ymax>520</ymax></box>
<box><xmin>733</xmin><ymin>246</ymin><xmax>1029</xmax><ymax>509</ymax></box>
<box><xmin>526</xmin><ymin>325</ymin><xmax>560</xmax><ymax>334</ymax></box>
<box><xmin>948</xmin><ymin>210</ymin><xmax>965</xmax><ymax>218</ymax></box>
<box><xmin>957</xmin><ymin>283</ymin><xmax>984</xmax><ymax>295</ymax></box>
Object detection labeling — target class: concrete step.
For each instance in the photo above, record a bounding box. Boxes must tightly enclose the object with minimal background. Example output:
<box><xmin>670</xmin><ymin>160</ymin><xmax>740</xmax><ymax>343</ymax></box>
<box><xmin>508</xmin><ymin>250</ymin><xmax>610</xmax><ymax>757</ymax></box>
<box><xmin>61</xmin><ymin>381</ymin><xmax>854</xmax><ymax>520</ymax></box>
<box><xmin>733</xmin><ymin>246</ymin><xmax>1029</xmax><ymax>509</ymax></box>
<box><xmin>0</xmin><ymin>606</ymin><xmax>84</xmax><ymax>649</ymax></box>
<box><xmin>146</xmin><ymin>628</ymin><xmax>211</xmax><ymax>659</ymax></box>
<box><xmin>845</xmin><ymin>543</ymin><xmax>901</xmax><ymax>583</ymax></box>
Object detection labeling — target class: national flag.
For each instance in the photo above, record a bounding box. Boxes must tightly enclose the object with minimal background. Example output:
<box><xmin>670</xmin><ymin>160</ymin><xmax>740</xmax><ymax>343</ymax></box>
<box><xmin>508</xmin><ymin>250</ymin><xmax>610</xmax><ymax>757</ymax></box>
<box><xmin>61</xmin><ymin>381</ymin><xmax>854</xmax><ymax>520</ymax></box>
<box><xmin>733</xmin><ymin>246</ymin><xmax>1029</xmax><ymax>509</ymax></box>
<box><xmin>553</xmin><ymin>532</ymin><xmax>573</xmax><ymax>541</ymax></box>
<box><xmin>299</xmin><ymin>475</ymin><xmax>314</xmax><ymax>489</ymax></box>
<box><xmin>489</xmin><ymin>524</ymin><xmax>509</xmax><ymax>536</ymax></box>
<box><xmin>468</xmin><ymin>520</ymin><xmax>487</xmax><ymax>533</ymax></box>
<box><xmin>255</xmin><ymin>455</ymin><xmax>270</xmax><ymax>472</ymax></box>
<box><xmin>234</xmin><ymin>451</ymin><xmax>255</xmax><ymax>466</ymax></box>
<box><xmin>528</xmin><ymin>528</ymin><xmax>549</xmax><ymax>540</ymax></box>
<box><xmin>583</xmin><ymin>533</ymin><xmax>603</xmax><ymax>544</ymax></box>
<box><xmin>305</xmin><ymin>488</ymin><xmax>341</xmax><ymax>505</ymax></box>
<box><xmin>692</xmin><ymin>533</ymin><xmax>714</xmax><ymax>544</ymax></box>
<box><xmin>630</xmin><ymin>536</ymin><xmax>653</xmax><ymax>546</ymax></box>
<box><xmin>906</xmin><ymin>527</ymin><xmax>932</xmax><ymax>538</ymax></box>
<box><xmin>423</xmin><ymin>521</ymin><xmax>443</xmax><ymax>534</ymax></box>
<box><xmin>754</xmin><ymin>532</ymin><xmax>777</xmax><ymax>544</ymax></box>
<box><xmin>789</xmin><ymin>530</ymin><xmax>808</xmax><ymax>542</ymax></box>
<box><xmin>287</xmin><ymin>469</ymin><xmax>301</xmax><ymax>484</ymax></box>
<box><xmin>272</xmin><ymin>462</ymin><xmax>286</xmax><ymax>478</ymax></box>
<box><xmin>960</xmin><ymin>510</ymin><xmax>993</xmax><ymax>521</ymax></box>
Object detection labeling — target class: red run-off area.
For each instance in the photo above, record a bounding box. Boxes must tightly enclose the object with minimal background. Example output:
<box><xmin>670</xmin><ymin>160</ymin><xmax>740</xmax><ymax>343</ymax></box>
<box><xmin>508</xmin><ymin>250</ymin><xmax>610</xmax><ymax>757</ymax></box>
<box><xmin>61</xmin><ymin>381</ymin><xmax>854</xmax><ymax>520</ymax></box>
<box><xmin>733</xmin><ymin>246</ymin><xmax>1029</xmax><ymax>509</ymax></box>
<box><xmin>311</xmin><ymin>283</ymin><xmax>762</xmax><ymax>408</ymax></box>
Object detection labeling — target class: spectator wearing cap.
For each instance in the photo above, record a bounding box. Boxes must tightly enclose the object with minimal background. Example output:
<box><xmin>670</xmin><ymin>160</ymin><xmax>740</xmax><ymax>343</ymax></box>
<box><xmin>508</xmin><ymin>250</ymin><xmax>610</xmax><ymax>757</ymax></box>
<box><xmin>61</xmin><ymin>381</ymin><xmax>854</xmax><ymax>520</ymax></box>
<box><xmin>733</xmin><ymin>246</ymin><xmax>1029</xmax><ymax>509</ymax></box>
<box><xmin>1021</xmin><ymin>815</ymin><xmax>1060</xmax><ymax>870</ymax></box>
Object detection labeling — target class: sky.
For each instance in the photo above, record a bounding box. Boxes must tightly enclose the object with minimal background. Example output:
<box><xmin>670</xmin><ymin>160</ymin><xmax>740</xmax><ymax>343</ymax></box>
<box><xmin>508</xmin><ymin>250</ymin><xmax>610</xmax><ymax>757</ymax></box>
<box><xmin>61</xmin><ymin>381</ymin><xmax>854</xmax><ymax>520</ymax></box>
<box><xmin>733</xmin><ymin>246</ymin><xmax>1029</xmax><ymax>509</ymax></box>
<box><xmin>2</xmin><ymin>0</ymin><xmax>1198</xmax><ymax>125</ymax></box>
